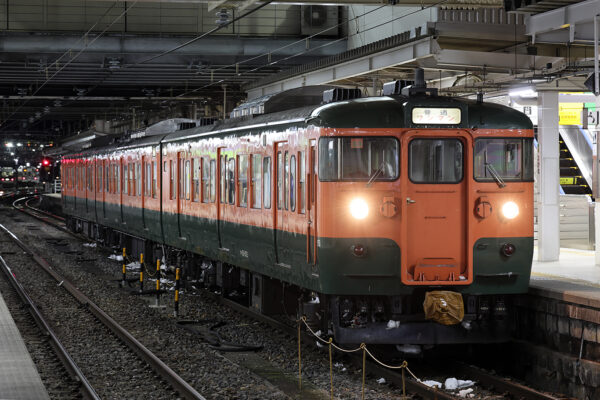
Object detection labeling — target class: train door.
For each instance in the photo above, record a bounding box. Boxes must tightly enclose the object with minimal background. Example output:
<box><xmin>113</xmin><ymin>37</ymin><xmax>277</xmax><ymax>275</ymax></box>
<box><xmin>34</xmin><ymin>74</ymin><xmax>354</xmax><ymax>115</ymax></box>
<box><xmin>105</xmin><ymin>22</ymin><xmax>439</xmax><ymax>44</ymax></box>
<box><xmin>401</xmin><ymin>130</ymin><xmax>471</xmax><ymax>285</ymax></box>
<box><xmin>275</xmin><ymin>142</ymin><xmax>289</xmax><ymax>265</ymax></box>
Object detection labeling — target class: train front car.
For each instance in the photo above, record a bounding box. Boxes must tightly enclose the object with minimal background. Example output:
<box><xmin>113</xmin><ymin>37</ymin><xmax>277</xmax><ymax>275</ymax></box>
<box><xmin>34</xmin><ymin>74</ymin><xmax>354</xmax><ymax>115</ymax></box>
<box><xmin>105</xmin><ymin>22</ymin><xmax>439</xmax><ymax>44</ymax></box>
<box><xmin>312</xmin><ymin>83</ymin><xmax>534</xmax><ymax>346</ymax></box>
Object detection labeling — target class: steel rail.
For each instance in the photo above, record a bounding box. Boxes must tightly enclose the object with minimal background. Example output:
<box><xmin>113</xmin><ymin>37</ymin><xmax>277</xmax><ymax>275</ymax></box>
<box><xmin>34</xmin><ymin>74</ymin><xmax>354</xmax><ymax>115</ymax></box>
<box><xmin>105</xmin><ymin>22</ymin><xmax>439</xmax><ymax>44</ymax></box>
<box><xmin>0</xmin><ymin>254</ymin><xmax>100</xmax><ymax>400</ymax></box>
<box><xmin>23</xmin><ymin>196</ymin><xmax>66</xmax><ymax>222</ymax></box>
<box><xmin>0</xmin><ymin>222</ymin><xmax>206</xmax><ymax>400</ymax></box>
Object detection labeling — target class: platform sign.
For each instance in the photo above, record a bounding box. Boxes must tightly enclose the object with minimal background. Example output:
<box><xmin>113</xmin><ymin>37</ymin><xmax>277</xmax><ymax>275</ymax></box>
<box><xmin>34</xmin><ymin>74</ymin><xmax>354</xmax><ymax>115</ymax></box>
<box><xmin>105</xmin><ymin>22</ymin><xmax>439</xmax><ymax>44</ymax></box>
<box><xmin>559</xmin><ymin>103</ymin><xmax>583</xmax><ymax>125</ymax></box>
<box><xmin>560</xmin><ymin>177</ymin><xmax>575</xmax><ymax>185</ymax></box>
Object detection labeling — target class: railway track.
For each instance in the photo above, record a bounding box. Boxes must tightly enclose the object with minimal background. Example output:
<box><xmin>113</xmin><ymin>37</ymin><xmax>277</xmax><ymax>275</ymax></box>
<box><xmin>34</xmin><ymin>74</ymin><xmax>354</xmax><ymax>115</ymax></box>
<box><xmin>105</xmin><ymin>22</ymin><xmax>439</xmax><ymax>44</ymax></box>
<box><xmin>0</xmin><ymin>220</ymin><xmax>205</xmax><ymax>400</ymax></box>
<box><xmin>9</xmin><ymin>196</ymin><xmax>575</xmax><ymax>400</ymax></box>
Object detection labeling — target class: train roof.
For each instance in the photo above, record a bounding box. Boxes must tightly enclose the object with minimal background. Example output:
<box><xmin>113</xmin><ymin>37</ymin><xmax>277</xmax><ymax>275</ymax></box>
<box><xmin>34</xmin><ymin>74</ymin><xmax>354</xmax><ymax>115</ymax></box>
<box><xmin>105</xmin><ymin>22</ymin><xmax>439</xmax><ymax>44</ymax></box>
<box><xmin>63</xmin><ymin>93</ymin><xmax>532</xmax><ymax>159</ymax></box>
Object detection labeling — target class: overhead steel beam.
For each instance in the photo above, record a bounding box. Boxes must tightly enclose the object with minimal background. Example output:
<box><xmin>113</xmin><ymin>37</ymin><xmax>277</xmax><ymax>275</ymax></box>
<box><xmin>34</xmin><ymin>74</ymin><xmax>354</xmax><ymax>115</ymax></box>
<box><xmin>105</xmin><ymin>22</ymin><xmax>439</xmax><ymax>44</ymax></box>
<box><xmin>526</xmin><ymin>0</ymin><xmax>600</xmax><ymax>43</ymax></box>
<box><xmin>89</xmin><ymin>0</ymin><xmax>503</xmax><ymax>6</ymax></box>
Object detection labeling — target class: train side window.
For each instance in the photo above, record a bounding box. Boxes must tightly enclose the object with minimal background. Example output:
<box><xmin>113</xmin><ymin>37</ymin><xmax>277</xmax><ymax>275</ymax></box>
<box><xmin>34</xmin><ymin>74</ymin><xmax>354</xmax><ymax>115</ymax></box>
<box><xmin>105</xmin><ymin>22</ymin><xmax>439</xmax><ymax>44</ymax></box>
<box><xmin>135</xmin><ymin>163</ymin><xmax>142</xmax><ymax>196</ymax></box>
<box><xmin>184</xmin><ymin>160</ymin><xmax>190</xmax><ymax>200</ymax></box>
<box><xmin>251</xmin><ymin>154</ymin><xmax>261</xmax><ymax>209</ymax></box>
<box><xmin>97</xmin><ymin>165</ymin><xmax>102</xmax><ymax>192</ymax></box>
<box><xmin>145</xmin><ymin>162</ymin><xmax>151</xmax><ymax>196</ymax></box>
<box><xmin>170</xmin><ymin>160</ymin><xmax>175</xmax><ymax>199</ymax></box>
<box><xmin>124</xmin><ymin>164</ymin><xmax>129</xmax><ymax>194</ymax></box>
<box><xmin>263</xmin><ymin>157</ymin><xmax>271</xmax><ymax>209</ymax></box>
<box><xmin>277</xmin><ymin>152</ymin><xmax>282</xmax><ymax>209</ymax></box>
<box><xmin>178</xmin><ymin>159</ymin><xmax>183</xmax><ymax>200</ymax></box>
<box><xmin>152</xmin><ymin>161</ymin><xmax>157</xmax><ymax>198</ymax></box>
<box><xmin>227</xmin><ymin>157</ymin><xmax>235</xmax><ymax>205</ymax></box>
<box><xmin>116</xmin><ymin>164</ymin><xmax>120</xmax><ymax>193</ymax></box>
<box><xmin>220</xmin><ymin>156</ymin><xmax>226</xmax><ymax>204</ymax></box>
<box><xmin>284</xmin><ymin>151</ymin><xmax>289</xmax><ymax>210</ymax></box>
<box><xmin>192</xmin><ymin>158</ymin><xmax>199</xmax><ymax>202</ymax></box>
<box><xmin>210</xmin><ymin>159</ymin><xmax>216</xmax><ymax>203</ymax></box>
<box><xmin>238</xmin><ymin>155</ymin><xmax>248</xmax><ymax>207</ymax></box>
<box><xmin>105</xmin><ymin>165</ymin><xmax>109</xmax><ymax>193</ymax></box>
<box><xmin>202</xmin><ymin>158</ymin><xmax>210</xmax><ymax>203</ymax></box>
<box><xmin>130</xmin><ymin>163</ymin><xmax>135</xmax><ymax>195</ymax></box>
<box><xmin>299</xmin><ymin>152</ymin><xmax>305</xmax><ymax>214</ymax></box>
<box><xmin>290</xmin><ymin>155</ymin><xmax>296</xmax><ymax>212</ymax></box>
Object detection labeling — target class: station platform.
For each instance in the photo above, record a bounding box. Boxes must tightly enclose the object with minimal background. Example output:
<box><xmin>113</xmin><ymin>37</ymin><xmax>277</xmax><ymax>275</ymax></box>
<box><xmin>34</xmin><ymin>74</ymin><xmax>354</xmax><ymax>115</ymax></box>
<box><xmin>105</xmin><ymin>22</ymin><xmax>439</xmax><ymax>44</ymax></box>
<box><xmin>39</xmin><ymin>193</ymin><xmax>63</xmax><ymax>217</ymax></box>
<box><xmin>0</xmin><ymin>290</ymin><xmax>49</xmax><ymax>399</ymax></box>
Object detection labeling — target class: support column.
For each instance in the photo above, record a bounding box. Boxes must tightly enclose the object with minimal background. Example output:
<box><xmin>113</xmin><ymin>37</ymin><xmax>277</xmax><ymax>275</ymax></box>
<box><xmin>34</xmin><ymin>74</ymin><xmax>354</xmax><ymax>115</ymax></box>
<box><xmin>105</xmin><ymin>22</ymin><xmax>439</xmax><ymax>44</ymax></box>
<box><xmin>537</xmin><ymin>90</ymin><xmax>560</xmax><ymax>261</ymax></box>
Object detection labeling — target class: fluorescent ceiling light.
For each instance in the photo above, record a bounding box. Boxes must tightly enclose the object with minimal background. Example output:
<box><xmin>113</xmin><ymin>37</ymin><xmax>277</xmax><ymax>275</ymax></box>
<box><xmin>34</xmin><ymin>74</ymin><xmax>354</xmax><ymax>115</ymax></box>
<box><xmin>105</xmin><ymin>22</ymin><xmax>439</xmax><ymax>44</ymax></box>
<box><xmin>509</xmin><ymin>88</ymin><xmax>537</xmax><ymax>98</ymax></box>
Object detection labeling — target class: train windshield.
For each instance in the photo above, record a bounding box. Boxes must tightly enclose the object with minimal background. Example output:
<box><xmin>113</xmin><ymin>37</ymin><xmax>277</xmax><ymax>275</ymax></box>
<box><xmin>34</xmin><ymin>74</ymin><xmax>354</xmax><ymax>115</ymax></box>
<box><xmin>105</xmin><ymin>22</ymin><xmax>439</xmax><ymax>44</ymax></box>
<box><xmin>474</xmin><ymin>138</ymin><xmax>534</xmax><ymax>182</ymax></box>
<box><xmin>318</xmin><ymin>137</ymin><xmax>398</xmax><ymax>181</ymax></box>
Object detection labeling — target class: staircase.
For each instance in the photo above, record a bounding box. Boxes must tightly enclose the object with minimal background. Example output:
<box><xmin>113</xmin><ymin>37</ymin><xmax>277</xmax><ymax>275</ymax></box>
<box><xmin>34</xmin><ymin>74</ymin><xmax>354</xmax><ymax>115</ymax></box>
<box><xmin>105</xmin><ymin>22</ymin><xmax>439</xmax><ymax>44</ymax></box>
<box><xmin>559</xmin><ymin>134</ymin><xmax>592</xmax><ymax>195</ymax></box>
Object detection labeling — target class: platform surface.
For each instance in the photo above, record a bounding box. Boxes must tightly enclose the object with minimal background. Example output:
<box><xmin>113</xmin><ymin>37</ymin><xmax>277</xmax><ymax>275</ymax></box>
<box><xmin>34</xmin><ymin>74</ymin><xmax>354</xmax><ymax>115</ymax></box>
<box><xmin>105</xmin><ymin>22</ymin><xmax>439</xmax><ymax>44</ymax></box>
<box><xmin>0</xmin><ymin>290</ymin><xmax>49</xmax><ymax>400</ymax></box>
<box><xmin>531</xmin><ymin>247</ymin><xmax>600</xmax><ymax>308</ymax></box>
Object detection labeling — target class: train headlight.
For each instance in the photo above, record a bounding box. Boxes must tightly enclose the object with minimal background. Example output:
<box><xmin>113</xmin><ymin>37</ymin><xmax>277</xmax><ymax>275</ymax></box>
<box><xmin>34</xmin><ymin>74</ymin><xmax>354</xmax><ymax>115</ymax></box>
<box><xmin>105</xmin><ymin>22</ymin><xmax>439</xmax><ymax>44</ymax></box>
<box><xmin>350</xmin><ymin>198</ymin><xmax>369</xmax><ymax>220</ymax></box>
<box><xmin>501</xmin><ymin>201</ymin><xmax>519</xmax><ymax>219</ymax></box>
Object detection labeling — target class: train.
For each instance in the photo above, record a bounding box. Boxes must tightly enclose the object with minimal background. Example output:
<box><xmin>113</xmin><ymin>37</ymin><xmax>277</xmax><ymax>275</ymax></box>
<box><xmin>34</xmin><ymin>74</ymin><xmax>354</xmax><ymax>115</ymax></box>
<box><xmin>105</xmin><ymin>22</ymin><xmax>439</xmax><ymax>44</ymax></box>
<box><xmin>61</xmin><ymin>70</ymin><xmax>534</xmax><ymax>347</ymax></box>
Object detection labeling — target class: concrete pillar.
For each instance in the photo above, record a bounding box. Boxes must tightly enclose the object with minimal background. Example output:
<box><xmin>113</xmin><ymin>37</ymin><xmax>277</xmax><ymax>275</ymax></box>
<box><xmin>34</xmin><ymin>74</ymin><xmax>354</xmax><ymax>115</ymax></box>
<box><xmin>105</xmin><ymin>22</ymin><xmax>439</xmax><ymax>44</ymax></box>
<box><xmin>537</xmin><ymin>90</ymin><xmax>560</xmax><ymax>261</ymax></box>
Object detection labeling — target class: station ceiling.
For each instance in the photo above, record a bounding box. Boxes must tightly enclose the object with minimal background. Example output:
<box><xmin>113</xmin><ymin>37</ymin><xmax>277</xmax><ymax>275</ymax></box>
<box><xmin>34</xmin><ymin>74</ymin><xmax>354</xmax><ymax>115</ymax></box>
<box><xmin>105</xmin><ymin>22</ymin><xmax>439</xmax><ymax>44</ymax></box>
<box><xmin>0</xmin><ymin>0</ymin><xmax>592</xmax><ymax>165</ymax></box>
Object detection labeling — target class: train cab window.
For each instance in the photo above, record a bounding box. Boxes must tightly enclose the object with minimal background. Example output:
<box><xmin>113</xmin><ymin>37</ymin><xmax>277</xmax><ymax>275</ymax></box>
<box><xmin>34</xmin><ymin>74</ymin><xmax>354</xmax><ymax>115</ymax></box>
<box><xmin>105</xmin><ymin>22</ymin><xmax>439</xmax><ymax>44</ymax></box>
<box><xmin>152</xmin><ymin>161</ymin><xmax>157</xmax><ymax>198</ymax></box>
<box><xmin>210</xmin><ymin>159</ymin><xmax>216</xmax><ymax>203</ymax></box>
<box><xmin>251</xmin><ymin>154</ymin><xmax>261</xmax><ymax>209</ymax></box>
<box><xmin>184</xmin><ymin>160</ymin><xmax>191</xmax><ymax>200</ymax></box>
<box><xmin>227</xmin><ymin>157</ymin><xmax>235</xmax><ymax>205</ymax></box>
<box><xmin>409</xmin><ymin>139</ymin><xmax>463</xmax><ymax>183</ymax></box>
<box><xmin>318</xmin><ymin>137</ymin><xmax>398</xmax><ymax>181</ymax></box>
<box><xmin>263</xmin><ymin>157</ymin><xmax>271</xmax><ymax>209</ymax></box>
<box><xmin>290</xmin><ymin>155</ymin><xmax>296</xmax><ymax>211</ymax></box>
<box><xmin>192</xmin><ymin>158</ymin><xmax>199</xmax><ymax>202</ymax></box>
<box><xmin>299</xmin><ymin>152</ymin><xmax>305</xmax><ymax>214</ymax></box>
<box><xmin>474</xmin><ymin>138</ymin><xmax>534</xmax><ymax>182</ymax></box>
<box><xmin>238</xmin><ymin>155</ymin><xmax>248</xmax><ymax>207</ymax></box>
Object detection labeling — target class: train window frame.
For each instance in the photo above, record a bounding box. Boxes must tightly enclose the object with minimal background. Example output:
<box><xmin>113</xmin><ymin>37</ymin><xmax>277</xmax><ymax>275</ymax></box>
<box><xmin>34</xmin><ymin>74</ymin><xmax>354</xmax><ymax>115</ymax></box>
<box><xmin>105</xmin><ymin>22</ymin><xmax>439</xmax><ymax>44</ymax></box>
<box><xmin>97</xmin><ymin>164</ymin><xmax>102</xmax><ymax>192</ymax></box>
<box><xmin>137</xmin><ymin>163</ymin><xmax>141</xmax><ymax>197</ymax></box>
<box><xmin>202</xmin><ymin>157</ymin><xmax>210</xmax><ymax>203</ymax></box>
<box><xmin>227</xmin><ymin>157</ymin><xmax>236</xmax><ymax>205</ymax></box>
<box><xmin>318</xmin><ymin>137</ymin><xmax>400</xmax><ymax>182</ymax></box>
<box><xmin>473</xmin><ymin>137</ymin><xmax>534</xmax><ymax>183</ymax></box>
<box><xmin>220</xmin><ymin>156</ymin><xmax>226</xmax><ymax>204</ymax></box>
<box><xmin>210</xmin><ymin>159</ymin><xmax>216</xmax><ymax>203</ymax></box>
<box><xmin>298</xmin><ymin>151</ymin><xmax>305</xmax><ymax>214</ymax></box>
<box><xmin>277</xmin><ymin>152</ymin><xmax>283</xmax><ymax>210</ymax></box>
<box><xmin>124</xmin><ymin>164</ymin><xmax>129</xmax><ymax>194</ymax></box>
<box><xmin>238</xmin><ymin>154</ymin><xmax>248</xmax><ymax>207</ymax></box>
<box><xmin>251</xmin><ymin>154</ymin><xmax>261</xmax><ymax>209</ymax></box>
<box><xmin>408</xmin><ymin>138</ymin><xmax>464</xmax><ymax>184</ymax></box>
<box><xmin>152</xmin><ymin>161</ymin><xmax>157</xmax><ymax>198</ymax></box>
<box><xmin>170</xmin><ymin>160</ymin><xmax>175</xmax><ymax>200</ymax></box>
<box><xmin>192</xmin><ymin>158</ymin><xmax>199</xmax><ymax>202</ymax></box>
<box><xmin>184</xmin><ymin>159</ymin><xmax>191</xmax><ymax>200</ymax></box>
<box><xmin>290</xmin><ymin>154</ymin><xmax>296</xmax><ymax>212</ymax></box>
<box><xmin>263</xmin><ymin>156</ymin><xmax>271</xmax><ymax>209</ymax></box>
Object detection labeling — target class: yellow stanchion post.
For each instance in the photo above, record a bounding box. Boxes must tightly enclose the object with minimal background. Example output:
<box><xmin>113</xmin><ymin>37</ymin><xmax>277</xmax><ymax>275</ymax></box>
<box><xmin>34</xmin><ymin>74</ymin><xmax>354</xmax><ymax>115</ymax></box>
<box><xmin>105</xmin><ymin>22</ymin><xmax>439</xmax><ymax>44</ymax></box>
<box><xmin>298</xmin><ymin>319</ymin><xmax>302</xmax><ymax>391</ymax></box>
<box><xmin>174</xmin><ymin>267</ymin><xmax>180</xmax><ymax>317</ymax></box>
<box><xmin>139</xmin><ymin>253</ymin><xmax>144</xmax><ymax>293</ymax></box>
<box><xmin>361</xmin><ymin>343</ymin><xmax>366</xmax><ymax>400</ymax></box>
<box><xmin>155</xmin><ymin>259</ymin><xmax>160</xmax><ymax>306</ymax></box>
<box><xmin>328</xmin><ymin>338</ymin><xmax>333</xmax><ymax>400</ymax></box>
<box><xmin>121</xmin><ymin>248</ymin><xmax>126</xmax><ymax>286</ymax></box>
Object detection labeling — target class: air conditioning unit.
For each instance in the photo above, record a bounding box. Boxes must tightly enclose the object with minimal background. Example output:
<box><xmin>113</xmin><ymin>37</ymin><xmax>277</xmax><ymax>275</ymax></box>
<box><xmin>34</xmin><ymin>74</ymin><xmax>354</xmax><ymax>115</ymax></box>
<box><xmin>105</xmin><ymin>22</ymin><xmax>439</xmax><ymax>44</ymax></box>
<box><xmin>301</xmin><ymin>5</ymin><xmax>339</xmax><ymax>37</ymax></box>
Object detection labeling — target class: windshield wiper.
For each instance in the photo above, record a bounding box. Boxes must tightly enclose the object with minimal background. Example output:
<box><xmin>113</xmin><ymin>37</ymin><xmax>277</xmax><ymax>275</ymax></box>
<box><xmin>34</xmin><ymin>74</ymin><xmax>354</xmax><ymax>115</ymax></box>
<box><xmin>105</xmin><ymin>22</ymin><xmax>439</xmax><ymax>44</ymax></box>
<box><xmin>485</xmin><ymin>163</ymin><xmax>506</xmax><ymax>188</ymax></box>
<box><xmin>366</xmin><ymin>163</ymin><xmax>384</xmax><ymax>188</ymax></box>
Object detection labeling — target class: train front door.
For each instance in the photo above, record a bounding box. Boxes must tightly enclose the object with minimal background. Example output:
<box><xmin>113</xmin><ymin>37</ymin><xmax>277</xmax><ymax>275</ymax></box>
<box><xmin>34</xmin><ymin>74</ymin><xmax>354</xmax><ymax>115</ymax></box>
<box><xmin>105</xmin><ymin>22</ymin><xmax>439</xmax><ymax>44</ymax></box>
<box><xmin>401</xmin><ymin>131</ymin><xmax>472</xmax><ymax>285</ymax></box>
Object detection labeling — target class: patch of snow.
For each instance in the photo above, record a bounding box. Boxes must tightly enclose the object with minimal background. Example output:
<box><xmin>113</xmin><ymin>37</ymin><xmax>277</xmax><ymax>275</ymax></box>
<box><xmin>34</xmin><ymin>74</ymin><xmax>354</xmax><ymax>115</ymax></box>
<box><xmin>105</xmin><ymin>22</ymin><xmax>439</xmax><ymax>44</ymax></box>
<box><xmin>83</xmin><ymin>242</ymin><xmax>97</xmax><ymax>248</ymax></box>
<box><xmin>126</xmin><ymin>261</ymin><xmax>141</xmax><ymax>271</ymax></box>
<box><xmin>386</xmin><ymin>320</ymin><xmax>400</xmax><ymax>329</ymax></box>
<box><xmin>459</xmin><ymin>275</ymin><xmax>466</xmax><ymax>280</ymax></box>
<box><xmin>458</xmin><ymin>388</ymin><xmax>473</xmax><ymax>397</ymax></box>
<box><xmin>461</xmin><ymin>321</ymin><xmax>472</xmax><ymax>330</ymax></box>
<box><xmin>396</xmin><ymin>344</ymin><xmax>421</xmax><ymax>354</ymax></box>
<box><xmin>316</xmin><ymin>341</ymin><xmax>324</xmax><ymax>348</ymax></box>
<box><xmin>376</xmin><ymin>378</ymin><xmax>386</xmax><ymax>384</ymax></box>
<box><xmin>421</xmin><ymin>380</ymin><xmax>442</xmax><ymax>389</ymax></box>
<box><xmin>108</xmin><ymin>254</ymin><xmax>123</xmax><ymax>261</ymax></box>
<box><xmin>314</xmin><ymin>330</ymin><xmax>322</xmax><ymax>337</ymax></box>
<box><xmin>457</xmin><ymin>380</ymin><xmax>474</xmax><ymax>389</ymax></box>
<box><xmin>334</xmin><ymin>362</ymin><xmax>344</xmax><ymax>368</ymax></box>
<box><xmin>445</xmin><ymin>378</ymin><xmax>458</xmax><ymax>390</ymax></box>
<box><xmin>309</xmin><ymin>296</ymin><xmax>320</xmax><ymax>304</ymax></box>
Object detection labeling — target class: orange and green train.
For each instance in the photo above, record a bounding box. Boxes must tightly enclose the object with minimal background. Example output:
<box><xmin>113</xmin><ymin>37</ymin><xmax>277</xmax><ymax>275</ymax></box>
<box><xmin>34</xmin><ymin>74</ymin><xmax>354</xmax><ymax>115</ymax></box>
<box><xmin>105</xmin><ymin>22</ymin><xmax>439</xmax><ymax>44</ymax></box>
<box><xmin>62</xmin><ymin>78</ymin><xmax>534</xmax><ymax>346</ymax></box>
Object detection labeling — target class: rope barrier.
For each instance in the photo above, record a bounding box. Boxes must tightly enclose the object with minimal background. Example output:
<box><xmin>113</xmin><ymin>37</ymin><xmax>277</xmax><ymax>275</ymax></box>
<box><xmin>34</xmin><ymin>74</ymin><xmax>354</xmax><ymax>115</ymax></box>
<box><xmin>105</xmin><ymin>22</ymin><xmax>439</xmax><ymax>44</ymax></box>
<box><xmin>297</xmin><ymin>316</ymin><xmax>419</xmax><ymax>396</ymax></box>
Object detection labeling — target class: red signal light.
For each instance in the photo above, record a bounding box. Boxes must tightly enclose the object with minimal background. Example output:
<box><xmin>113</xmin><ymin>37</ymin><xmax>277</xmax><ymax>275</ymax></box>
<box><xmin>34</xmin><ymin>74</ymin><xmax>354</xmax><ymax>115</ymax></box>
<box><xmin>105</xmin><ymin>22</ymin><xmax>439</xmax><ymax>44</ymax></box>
<box><xmin>42</xmin><ymin>159</ymin><xmax>50</xmax><ymax>166</ymax></box>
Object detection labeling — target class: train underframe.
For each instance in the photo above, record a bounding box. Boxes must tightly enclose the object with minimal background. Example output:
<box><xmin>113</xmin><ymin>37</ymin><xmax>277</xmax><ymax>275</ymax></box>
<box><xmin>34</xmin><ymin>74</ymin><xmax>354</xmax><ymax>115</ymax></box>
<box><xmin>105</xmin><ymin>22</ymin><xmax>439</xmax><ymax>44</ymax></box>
<box><xmin>68</xmin><ymin>216</ymin><xmax>513</xmax><ymax>347</ymax></box>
